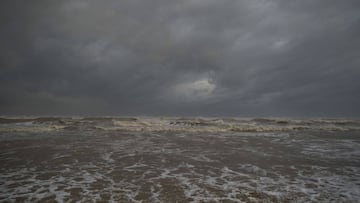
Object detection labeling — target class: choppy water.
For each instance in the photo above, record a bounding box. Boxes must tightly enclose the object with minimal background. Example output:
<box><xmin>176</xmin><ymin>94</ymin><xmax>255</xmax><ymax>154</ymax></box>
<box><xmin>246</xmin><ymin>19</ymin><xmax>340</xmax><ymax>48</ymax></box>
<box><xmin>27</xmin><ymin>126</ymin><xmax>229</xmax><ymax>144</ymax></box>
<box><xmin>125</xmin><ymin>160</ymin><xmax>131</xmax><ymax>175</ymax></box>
<box><xmin>0</xmin><ymin>117</ymin><xmax>360</xmax><ymax>202</ymax></box>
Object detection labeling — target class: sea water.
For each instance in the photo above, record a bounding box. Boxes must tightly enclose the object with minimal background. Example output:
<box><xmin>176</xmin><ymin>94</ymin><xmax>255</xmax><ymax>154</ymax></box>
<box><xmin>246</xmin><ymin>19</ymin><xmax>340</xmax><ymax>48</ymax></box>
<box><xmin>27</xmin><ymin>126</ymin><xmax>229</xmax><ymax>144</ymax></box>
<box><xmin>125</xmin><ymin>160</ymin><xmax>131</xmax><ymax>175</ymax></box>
<box><xmin>0</xmin><ymin>117</ymin><xmax>359</xmax><ymax>202</ymax></box>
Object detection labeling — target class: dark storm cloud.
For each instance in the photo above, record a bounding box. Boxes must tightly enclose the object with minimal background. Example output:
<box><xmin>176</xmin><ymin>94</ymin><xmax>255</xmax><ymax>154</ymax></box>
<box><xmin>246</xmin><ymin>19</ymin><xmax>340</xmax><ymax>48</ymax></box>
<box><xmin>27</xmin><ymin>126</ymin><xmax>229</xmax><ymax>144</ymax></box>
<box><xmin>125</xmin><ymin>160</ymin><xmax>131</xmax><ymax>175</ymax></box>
<box><xmin>0</xmin><ymin>0</ymin><xmax>359</xmax><ymax>116</ymax></box>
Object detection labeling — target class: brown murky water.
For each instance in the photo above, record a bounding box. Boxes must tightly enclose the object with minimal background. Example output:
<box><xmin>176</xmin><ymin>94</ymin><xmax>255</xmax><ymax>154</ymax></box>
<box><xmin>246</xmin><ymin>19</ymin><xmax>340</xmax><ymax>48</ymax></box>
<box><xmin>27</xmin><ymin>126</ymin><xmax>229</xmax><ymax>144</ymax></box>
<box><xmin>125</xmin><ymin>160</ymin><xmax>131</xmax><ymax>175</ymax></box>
<box><xmin>0</xmin><ymin>117</ymin><xmax>360</xmax><ymax>202</ymax></box>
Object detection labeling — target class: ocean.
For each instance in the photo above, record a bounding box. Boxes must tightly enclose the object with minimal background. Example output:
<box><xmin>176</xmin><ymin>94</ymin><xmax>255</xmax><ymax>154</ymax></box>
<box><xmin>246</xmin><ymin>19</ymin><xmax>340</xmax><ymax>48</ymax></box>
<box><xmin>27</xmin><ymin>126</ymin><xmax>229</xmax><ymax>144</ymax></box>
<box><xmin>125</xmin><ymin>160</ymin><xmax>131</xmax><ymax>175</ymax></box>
<box><xmin>0</xmin><ymin>117</ymin><xmax>359</xmax><ymax>202</ymax></box>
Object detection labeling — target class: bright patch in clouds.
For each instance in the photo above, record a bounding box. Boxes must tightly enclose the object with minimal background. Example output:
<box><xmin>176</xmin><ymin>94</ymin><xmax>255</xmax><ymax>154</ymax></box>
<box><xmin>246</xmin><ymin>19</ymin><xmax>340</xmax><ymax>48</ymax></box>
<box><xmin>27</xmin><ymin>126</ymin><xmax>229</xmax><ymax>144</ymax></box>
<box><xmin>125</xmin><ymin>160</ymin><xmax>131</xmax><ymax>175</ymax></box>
<box><xmin>172</xmin><ymin>78</ymin><xmax>216</xmax><ymax>101</ymax></box>
<box><xmin>273</xmin><ymin>39</ymin><xmax>289</xmax><ymax>49</ymax></box>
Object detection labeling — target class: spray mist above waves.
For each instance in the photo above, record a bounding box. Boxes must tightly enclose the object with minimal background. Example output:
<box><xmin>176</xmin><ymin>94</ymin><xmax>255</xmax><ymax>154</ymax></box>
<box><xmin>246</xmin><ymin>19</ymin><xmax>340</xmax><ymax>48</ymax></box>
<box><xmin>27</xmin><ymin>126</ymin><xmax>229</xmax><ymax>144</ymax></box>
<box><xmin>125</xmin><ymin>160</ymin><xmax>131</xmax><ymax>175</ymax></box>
<box><xmin>1</xmin><ymin>116</ymin><xmax>360</xmax><ymax>133</ymax></box>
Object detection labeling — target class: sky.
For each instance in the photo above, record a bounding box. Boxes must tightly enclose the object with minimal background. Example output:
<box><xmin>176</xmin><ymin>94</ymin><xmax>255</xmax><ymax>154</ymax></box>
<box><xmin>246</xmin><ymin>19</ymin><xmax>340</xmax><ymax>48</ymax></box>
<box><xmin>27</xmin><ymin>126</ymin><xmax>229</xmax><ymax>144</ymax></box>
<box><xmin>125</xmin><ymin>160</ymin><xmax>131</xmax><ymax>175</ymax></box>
<box><xmin>0</xmin><ymin>0</ymin><xmax>359</xmax><ymax>117</ymax></box>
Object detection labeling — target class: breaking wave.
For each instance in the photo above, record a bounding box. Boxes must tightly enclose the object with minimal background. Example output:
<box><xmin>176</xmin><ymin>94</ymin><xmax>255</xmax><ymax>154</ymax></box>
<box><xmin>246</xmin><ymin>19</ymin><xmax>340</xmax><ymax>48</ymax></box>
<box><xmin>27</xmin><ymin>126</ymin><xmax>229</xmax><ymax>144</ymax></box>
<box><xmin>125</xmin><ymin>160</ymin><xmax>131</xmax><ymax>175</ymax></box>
<box><xmin>1</xmin><ymin>117</ymin><xmax>360</xmax><ymax>133</ymax></box>
<box><xmin>0</xmin><ymin>117</ymin><xmax>360</xmax><ymax>132</ymax></box>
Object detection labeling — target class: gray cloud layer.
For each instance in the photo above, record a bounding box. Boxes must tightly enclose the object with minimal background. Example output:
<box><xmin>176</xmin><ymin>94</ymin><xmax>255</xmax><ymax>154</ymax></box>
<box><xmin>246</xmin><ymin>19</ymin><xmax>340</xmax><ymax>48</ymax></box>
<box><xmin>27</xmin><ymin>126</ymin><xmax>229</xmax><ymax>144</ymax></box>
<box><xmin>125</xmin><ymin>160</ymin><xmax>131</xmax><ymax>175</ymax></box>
<box><xmin>1</xmin><ymin>0</ymin><xmax>359</xmax><ymax>117</ymax></box>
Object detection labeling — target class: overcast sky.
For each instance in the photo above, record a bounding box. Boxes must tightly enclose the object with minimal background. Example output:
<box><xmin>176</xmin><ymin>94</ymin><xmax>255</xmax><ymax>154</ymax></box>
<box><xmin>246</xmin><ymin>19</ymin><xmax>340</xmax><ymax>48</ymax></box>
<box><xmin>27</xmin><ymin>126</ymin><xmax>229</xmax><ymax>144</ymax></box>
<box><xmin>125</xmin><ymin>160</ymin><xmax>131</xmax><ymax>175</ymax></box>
<box><xmin>0</xmin><ymin>0</ymin><xmax>359</xmax><ymax>117</ymax></box>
